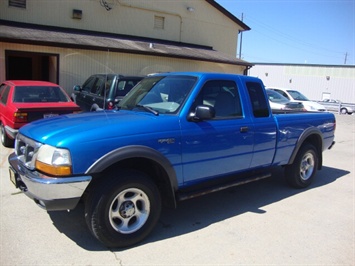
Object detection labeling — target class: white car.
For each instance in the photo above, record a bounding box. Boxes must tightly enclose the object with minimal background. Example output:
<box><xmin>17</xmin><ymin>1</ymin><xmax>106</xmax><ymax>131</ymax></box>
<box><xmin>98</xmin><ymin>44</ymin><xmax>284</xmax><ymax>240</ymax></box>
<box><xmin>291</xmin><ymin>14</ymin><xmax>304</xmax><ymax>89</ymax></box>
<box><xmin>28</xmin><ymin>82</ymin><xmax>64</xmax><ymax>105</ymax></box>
<box><xmin>318</xmin><ymin>99</ymin><xmax>353</xmax><ymax>114</ymax></box>
<box><xmin>266</xmin><ymin>89</ymin><xmax>306</xmax><ymax>111</ymax></box>
<box><xmin>267</xmin><ymin>87</ymin><xmax>326</xmax><ymax>112</ymax></box>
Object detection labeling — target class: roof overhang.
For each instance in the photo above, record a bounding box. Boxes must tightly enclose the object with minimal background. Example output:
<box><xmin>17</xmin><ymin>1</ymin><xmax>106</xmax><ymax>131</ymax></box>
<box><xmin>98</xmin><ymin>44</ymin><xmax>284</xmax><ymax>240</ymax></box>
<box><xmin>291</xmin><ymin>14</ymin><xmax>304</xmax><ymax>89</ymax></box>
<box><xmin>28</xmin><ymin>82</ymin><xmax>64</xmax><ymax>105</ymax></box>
<box><xmin>0</xmin><ymin>20</ymin><xmax>252</xmax><ymax>67</ymax></box>
<box><xmin>206</xmin><ymin>0</ymin><xmax>251</xmax><ymax>31</ymax></box>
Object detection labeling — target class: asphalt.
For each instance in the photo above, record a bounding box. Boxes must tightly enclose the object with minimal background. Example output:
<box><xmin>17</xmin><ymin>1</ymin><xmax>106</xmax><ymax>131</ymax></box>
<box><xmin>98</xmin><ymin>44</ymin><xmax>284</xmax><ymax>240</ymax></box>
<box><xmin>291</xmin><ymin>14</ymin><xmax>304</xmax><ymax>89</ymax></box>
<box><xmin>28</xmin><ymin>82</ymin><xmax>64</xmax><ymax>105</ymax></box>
<box><xmin>0</xmin><ymin>114</ymin><xmax>354</xmax><ymax>265</ymax></box>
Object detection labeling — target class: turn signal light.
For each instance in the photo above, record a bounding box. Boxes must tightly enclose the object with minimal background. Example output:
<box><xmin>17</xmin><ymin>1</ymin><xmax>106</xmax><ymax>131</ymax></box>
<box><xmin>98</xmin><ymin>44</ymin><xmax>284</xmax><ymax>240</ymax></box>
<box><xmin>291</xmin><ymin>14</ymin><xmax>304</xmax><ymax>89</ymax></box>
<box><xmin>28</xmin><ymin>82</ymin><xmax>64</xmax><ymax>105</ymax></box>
<box><xmin>35</xmin><ymin>160</ymin><xmax>72</xmax><ymax>176</ymax></box>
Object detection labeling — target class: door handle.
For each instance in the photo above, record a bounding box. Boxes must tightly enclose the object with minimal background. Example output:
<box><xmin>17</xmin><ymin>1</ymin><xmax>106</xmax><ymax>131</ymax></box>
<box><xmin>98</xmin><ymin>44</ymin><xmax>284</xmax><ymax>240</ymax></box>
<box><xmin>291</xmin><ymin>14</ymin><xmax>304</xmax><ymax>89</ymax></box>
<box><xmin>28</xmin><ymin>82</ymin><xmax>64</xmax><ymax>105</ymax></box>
<box><xmin>240</xmin><ymin>126</ymin><xmax>249</xmax><ymax>133</ymax></box>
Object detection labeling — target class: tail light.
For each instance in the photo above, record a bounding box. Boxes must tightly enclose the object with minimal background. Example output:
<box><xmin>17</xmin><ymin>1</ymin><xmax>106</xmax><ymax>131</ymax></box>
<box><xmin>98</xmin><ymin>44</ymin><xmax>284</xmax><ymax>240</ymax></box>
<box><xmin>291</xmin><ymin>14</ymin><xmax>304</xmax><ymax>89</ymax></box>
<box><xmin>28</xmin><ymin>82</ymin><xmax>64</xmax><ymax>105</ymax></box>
<box><xmin>107</xmin><ymin>101</ymin><xmax>114</xmax><ymax>110</ymax></box>
<box><xmin>14</xmin><ymin>112</ymin><xmax>28</xmax><ymax>123</ymax></box>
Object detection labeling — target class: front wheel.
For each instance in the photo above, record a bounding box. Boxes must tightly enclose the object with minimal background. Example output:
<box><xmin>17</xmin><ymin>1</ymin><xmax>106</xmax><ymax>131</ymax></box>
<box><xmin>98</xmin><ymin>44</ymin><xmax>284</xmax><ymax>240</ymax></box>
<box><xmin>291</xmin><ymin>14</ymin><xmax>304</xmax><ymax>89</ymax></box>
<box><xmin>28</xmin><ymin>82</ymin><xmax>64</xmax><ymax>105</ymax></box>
<box><xmin>85</xmin><ymin>170</ymin><xmax>161</xmax><ymax>248</ymax></box>
<box><xmin>285</xmin><ymin>143</ymin><xmax>318</xmax><ymax>188</ymax></box>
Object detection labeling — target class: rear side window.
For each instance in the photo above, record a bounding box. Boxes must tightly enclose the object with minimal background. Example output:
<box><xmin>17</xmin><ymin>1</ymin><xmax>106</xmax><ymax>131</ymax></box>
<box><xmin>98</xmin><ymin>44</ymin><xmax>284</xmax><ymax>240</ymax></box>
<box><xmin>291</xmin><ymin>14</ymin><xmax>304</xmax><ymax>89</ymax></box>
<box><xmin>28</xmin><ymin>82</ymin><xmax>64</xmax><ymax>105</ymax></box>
<box><xmin>246</xmin><ymin>82</ymin><xmax>269</xmax><ymax>118</ymax></box>
<box><xmin>0</xmin><ymin>85</ymin><xmax>10</xmax><ymax>105</ymax></box>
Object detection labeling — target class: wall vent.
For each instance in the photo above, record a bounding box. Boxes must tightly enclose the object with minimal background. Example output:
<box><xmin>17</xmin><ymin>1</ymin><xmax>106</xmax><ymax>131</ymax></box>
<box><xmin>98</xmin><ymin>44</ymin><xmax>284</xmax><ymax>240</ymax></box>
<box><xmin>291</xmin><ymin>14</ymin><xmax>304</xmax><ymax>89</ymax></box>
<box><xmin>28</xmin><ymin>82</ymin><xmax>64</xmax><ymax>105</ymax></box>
<box><xmin>9</xmin><ymin>0</ymin><xmax>26</xmax><ymax>8</ymax></box>
<box><xmin>154</xmin><ymin>16</ymin><xmax>165</xmax><ymax>30</ymax></box>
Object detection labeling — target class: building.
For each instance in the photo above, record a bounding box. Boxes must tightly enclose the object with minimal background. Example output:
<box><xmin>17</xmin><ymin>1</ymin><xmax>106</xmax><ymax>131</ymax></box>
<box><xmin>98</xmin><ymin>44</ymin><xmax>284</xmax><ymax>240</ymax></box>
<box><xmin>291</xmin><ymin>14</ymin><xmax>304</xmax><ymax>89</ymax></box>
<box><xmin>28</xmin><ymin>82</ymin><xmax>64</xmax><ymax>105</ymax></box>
<box><xmin>0</xmin><ymin>0</ymin><xmax>251</xmax><ymax>93</ymax></box>
<box><xmin>249</xmin><ymin>63</ymin><xmax>355</xmax><ymax>103</ymax></box>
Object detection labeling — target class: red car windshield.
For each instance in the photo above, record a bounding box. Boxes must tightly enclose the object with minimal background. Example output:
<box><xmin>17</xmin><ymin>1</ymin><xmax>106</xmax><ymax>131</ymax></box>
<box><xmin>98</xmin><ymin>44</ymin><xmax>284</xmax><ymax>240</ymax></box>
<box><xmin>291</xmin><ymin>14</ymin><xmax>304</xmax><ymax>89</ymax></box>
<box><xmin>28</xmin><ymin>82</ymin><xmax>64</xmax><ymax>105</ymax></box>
<box><xmin>13</xmin><ymin>86</ymin><xmax>70</xmax><ymax>103</ymax></box>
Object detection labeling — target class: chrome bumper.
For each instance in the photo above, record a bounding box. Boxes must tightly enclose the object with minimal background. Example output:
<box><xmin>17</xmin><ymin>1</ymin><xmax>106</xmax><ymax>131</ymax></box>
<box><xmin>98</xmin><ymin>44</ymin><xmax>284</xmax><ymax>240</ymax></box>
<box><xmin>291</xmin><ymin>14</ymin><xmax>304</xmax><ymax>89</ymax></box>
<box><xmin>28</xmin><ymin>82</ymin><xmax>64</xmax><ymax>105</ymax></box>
<box><xmin>5</xmin><ymin>125</ymin><xmax>18</xmax><ymax>139</ymax></box>
<box><xmin>8</xmin><ymin>152</ymin><xmax>92</xmax><ymax>211</ymax></box>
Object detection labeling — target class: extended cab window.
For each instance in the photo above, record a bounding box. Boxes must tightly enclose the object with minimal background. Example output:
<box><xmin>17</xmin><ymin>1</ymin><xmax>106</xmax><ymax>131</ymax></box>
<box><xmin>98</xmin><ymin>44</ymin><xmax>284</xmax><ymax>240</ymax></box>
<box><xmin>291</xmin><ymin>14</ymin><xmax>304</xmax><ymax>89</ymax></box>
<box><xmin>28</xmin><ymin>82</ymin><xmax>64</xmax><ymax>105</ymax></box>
<box><xmin>192</xmin><ymin>80</ymin><xmax>242</xmax><ymax>118</ymax></box>
<box><xmin>246</xmin><ymin>82</ymin><xmax>269</xmax><ymax>117</ymax></box>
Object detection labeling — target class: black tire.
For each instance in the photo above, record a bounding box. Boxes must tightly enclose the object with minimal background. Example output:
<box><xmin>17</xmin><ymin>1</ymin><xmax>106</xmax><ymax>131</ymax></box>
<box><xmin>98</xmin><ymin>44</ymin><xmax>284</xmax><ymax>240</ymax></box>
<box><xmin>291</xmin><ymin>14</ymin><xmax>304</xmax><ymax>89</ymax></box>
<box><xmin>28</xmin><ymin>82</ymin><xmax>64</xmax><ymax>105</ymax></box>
<box><xmin>1</xmin><ymin>124</ymin><xmax>14</xmax><ymax>148</ymax></box>
<box><xmin>340</xmin><ymin>108</ymin><xmax>348</xmax><ymax>115</ymax></box>
<box><xmin>85</xmin><ymin>170</ymin><xmax>161</xmax><ymax>248</ymax></box>
<box><xmin>285</xmin><ymin>143</ymin><xmax>318</xmax><ymax>188</ymax></box>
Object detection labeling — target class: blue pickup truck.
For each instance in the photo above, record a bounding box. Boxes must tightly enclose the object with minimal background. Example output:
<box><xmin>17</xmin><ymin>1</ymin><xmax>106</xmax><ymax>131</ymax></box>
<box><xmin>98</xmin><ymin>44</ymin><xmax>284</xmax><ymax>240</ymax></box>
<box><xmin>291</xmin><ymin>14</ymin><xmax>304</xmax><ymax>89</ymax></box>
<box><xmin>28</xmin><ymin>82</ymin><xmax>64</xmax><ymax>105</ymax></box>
<box><xmin>8</xmin><ymin>72</ymin><xmax>335</xmax><ymax>248</ymax></box>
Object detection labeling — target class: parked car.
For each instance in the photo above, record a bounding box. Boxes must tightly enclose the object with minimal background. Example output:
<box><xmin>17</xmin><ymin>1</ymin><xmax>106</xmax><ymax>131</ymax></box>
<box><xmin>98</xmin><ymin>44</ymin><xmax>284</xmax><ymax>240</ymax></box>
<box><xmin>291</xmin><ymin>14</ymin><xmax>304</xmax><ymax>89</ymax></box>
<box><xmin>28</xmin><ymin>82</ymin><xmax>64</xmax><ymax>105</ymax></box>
<box><xmin>267</xmin><ymin>87</ymin><xmax>326</xmax><ymax>112</ymax></box>
<box><xmin>0</xmin><ymin>80</ymin><xmax>81</xmax><ymax>147</ymax></box>
<box><xmin>317</xmin><ymin>99</ymin><xmax>353</xmax><ymax>115</ymax></box>
<box><xmin>72</xmin><ymin>74</ymin><xmax>143</xmax><ymax>112</ymax></box>
<box><xmin>266</xmin><ymin>89</ymin><xmax>306</xmax><ymax>112</ymax></box>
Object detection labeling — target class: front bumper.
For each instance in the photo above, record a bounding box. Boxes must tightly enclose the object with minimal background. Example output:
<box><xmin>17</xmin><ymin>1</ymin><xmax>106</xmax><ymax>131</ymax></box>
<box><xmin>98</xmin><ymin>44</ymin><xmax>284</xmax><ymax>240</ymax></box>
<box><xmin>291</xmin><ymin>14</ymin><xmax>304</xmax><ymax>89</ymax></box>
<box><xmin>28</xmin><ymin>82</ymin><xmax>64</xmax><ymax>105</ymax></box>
<box><xmin>8</xmin><ymin>152</ymin><xmax>92</xmax><ymax>211</ymax></box>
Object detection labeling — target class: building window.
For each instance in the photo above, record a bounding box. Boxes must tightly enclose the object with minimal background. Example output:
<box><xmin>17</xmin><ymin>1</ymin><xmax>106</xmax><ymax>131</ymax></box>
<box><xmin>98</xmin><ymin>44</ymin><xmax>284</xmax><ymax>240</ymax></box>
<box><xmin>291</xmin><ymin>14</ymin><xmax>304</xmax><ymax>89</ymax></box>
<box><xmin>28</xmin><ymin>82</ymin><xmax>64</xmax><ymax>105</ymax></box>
<box><xmin>154</xmin><ymin>16</ymin><xmax>165</xmax><ymax>30</ymax></box>
<box><xmin>9</xmin><ymin>0</ymin><xmax>26</xmax><ymax>8</ymax></box>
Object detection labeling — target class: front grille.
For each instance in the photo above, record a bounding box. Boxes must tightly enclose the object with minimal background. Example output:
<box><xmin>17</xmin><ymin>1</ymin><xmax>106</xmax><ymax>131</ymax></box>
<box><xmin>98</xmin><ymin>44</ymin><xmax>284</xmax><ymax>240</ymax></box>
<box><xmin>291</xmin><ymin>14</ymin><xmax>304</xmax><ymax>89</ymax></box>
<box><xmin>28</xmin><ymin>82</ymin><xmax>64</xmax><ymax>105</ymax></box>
<box><xmin>15</xmin><ymin>134</ymin><xmax>42</xmax><ymax>170</ymax></box>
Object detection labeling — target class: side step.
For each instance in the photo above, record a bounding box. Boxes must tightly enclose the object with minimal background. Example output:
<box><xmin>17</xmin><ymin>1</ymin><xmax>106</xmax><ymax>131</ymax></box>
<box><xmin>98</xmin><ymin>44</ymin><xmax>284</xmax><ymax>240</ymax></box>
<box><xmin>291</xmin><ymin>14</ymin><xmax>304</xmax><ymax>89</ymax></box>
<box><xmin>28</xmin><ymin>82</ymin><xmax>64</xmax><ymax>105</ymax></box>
<box><xmin>177</xmin><ymin>173</ymin><xmax>271</xmax><ymax>202</ymax></box>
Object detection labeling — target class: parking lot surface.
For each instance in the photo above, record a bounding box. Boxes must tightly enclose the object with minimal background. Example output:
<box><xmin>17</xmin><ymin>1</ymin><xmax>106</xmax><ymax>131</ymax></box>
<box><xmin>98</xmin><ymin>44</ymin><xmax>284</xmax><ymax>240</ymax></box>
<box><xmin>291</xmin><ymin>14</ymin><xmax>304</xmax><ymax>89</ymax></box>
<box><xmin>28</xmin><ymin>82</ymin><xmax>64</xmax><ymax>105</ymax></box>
<box><xmin>1</xmin><ymin>114</ymin><xmax>354</xmax><ymax>265</ymax></box>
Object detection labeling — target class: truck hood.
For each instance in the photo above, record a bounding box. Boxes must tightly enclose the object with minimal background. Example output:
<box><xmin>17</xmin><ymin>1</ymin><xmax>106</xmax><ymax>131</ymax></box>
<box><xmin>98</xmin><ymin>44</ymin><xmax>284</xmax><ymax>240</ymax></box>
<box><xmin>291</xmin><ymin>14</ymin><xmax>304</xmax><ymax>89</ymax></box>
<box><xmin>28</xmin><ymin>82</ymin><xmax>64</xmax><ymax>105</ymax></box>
<box><xmin>19</xmin><ymin>110</ymin><xmax>180</xmax><ymax>147</ymax></box>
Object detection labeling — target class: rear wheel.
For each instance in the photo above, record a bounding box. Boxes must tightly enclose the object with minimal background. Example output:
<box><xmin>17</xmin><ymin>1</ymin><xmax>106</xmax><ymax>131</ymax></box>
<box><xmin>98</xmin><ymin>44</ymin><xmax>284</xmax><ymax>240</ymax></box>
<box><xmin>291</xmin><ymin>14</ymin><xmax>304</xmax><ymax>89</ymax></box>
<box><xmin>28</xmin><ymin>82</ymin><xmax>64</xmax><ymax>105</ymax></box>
<box><xmin>1</xmin><ymin>124</ymin><xmax>14</xmax><ymax>148</ymax></box>
<box><xmin>285</xmin><ymin>143</ymin><xmax>318</xmax><ymax>188</ymax></box>
<box><xmin>340</xmin><ymin>108</ymin><xmax>348</xmax><ymax>115</ymax></box>
<box><xmin>85</xmin><ymin>170</ymin><xmax>161</xmax><ymax>248</ymax></box>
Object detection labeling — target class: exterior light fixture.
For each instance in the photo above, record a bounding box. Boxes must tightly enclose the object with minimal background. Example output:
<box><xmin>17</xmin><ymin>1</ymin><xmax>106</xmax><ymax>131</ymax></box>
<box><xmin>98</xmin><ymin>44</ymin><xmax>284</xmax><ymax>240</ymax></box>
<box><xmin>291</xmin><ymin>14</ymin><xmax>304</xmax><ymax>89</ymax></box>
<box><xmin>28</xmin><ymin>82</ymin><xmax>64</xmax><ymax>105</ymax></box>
<box><xmin>265</xmin><ymin>73</ymin><xmax>268</xmax><ymax>77</ymax></box>
<box><xmin>187</xmin><ymin>7</ymin><xmax>195</xmax><ymax>12</ymax></box>
<box><xmin>326</xmin><ymin>76</ymin><xmax>330</xmax><ymax>81</ymax></box>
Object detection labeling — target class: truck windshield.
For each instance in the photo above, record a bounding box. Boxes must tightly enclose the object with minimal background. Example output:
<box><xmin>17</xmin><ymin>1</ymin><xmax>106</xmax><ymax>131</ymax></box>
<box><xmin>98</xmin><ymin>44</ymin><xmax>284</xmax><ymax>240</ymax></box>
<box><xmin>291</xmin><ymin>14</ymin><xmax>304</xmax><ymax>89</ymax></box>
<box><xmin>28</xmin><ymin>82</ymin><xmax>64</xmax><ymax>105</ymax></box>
<box><xmin>118</xmin><ymin>75</ymin><xmax>197</xmax><ymax>114</ymax></box>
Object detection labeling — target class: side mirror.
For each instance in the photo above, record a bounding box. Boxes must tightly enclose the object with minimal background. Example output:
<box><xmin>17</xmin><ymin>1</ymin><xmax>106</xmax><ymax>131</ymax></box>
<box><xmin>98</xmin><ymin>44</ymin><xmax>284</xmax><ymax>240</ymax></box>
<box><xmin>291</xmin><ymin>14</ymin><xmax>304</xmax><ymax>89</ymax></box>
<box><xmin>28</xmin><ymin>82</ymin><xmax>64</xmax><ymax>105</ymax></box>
<box><xmin>73</xmin><ymin>85</ymin><xmax>82</xmax><ymax>92</ymax></box>
<box><xmin>188</xmin><ymin>105</ymin><xmax>215</xmax><ymax>121</ymax></box>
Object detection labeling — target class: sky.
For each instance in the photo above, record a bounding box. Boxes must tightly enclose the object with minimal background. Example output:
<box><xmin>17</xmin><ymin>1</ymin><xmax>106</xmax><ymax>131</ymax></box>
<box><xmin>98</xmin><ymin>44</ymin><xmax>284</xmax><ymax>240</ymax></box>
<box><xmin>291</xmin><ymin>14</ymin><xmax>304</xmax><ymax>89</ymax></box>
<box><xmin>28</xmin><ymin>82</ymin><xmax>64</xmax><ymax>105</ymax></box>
<box><xmin>215</xmin><ymin>0</ymin><xmax>355</xmax><ymax>65</ymax></box>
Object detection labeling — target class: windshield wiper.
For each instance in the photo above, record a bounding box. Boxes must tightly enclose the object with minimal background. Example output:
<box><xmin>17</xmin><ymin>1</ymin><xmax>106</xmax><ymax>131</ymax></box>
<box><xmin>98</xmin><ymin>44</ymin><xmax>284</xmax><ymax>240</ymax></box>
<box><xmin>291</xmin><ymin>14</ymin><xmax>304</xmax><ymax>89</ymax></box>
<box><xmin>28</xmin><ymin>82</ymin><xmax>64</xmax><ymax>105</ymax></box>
<box><xmin>135</xmin><ymin>104</ymin><xmax>159</xmax><ymax>116</ymax></box>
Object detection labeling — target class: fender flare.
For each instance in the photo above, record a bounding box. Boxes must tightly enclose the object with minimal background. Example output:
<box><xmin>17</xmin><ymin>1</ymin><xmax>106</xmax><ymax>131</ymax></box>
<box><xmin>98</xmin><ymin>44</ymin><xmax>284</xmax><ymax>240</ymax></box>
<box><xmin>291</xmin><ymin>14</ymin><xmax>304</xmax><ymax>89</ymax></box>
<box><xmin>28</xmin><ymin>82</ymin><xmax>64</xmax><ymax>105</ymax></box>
<box><xmin>86</xmin><ymin>145</ymin><xmax>179</xmax><ymax>206</ymax></box>
<box><xmin>287</xmin><ymin>127</ymin><xmax>323</xmax><ymax>169</ymax></box>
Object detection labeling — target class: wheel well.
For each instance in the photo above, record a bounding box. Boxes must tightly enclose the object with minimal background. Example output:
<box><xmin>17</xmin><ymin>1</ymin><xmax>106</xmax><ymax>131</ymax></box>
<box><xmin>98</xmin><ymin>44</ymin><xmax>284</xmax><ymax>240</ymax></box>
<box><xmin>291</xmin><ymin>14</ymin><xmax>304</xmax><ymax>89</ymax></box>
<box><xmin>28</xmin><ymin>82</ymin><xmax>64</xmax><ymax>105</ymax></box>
<box><xmin>299</xmin><ymin>134</ymin><xmax>323</xmax><ymax>170</ymax></box>
<box><xmin>87</xmin><ymin>157</ymin><xmax>177</xmax><ymax>208</ymax></box>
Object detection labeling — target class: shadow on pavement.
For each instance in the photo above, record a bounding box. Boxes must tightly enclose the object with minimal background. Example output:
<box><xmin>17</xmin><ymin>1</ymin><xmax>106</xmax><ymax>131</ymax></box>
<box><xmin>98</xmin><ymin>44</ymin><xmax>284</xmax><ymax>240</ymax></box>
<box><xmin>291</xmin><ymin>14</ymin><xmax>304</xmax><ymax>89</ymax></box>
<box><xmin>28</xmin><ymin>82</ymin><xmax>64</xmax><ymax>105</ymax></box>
<box><xmin>47</xmin><ymin>165</ymin><xmax>349</xmax><ymax>251</ymax></box>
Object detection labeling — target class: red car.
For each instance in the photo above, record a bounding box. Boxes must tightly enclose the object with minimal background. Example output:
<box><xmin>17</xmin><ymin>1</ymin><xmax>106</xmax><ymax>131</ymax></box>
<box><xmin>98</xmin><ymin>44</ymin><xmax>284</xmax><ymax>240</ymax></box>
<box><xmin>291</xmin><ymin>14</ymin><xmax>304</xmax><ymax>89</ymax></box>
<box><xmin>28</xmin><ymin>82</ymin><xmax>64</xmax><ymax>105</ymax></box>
<box><xmin>0</xmin><ymin>80</ymin><xmax>81</xmax><ymax>147</ymax></box>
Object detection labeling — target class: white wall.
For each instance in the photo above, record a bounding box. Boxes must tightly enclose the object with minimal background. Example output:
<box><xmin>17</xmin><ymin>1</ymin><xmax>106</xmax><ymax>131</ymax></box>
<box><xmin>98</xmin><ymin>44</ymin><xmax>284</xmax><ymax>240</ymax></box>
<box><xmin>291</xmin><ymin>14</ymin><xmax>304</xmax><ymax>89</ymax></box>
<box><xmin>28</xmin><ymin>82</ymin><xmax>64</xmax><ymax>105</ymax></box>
<box><xmin>249</xmin><ymin>64</ymin><xmax>355</xmax><ymax>103</ymax></box>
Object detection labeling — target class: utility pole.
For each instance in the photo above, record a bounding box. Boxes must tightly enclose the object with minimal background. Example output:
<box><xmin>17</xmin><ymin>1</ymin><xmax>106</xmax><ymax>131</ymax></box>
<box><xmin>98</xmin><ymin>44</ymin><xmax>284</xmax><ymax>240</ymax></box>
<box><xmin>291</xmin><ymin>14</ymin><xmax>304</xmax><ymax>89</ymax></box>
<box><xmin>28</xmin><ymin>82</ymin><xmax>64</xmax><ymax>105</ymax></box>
<box><xmin>344</xmin><ymin>52</ymin><xmax>347</xmax><ymax>64</ymax></box>
<box><xmin>238</xmin><ymin>13</ymin><xmax>243</xmax><ymax>59</ymax></box>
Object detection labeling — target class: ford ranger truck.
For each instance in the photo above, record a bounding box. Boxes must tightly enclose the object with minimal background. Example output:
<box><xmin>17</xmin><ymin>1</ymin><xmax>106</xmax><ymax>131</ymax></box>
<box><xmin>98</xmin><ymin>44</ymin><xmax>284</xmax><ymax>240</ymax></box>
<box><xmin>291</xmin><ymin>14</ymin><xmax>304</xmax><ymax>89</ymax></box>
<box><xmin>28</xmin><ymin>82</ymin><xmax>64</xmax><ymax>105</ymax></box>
<box><xmin>8</xmin><ymin>72</ymin><xmax>336</xmax><ymax>248</ymax></box>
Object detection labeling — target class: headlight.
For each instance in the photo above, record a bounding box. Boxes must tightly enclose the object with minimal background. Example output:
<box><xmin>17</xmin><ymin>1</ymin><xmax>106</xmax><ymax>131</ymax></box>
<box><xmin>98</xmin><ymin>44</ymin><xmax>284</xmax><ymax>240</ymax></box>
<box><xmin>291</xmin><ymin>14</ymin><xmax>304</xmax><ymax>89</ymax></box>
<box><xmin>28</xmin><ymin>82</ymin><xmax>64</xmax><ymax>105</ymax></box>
<box><xmin>35</xmin><ymin>145</ymin><xmax>72</xmax><ymax>176</ymax></box>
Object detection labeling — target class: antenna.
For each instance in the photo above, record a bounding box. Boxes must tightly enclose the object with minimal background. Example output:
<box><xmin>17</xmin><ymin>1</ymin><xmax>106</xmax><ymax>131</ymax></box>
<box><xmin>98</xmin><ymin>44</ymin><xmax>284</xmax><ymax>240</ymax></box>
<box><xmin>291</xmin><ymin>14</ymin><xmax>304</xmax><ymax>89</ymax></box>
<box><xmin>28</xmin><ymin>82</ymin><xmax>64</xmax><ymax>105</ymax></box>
<box><xmin>103</xmin><ymin>49</ymin><xmax>110</xmax><ymax>109</ymax></box>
